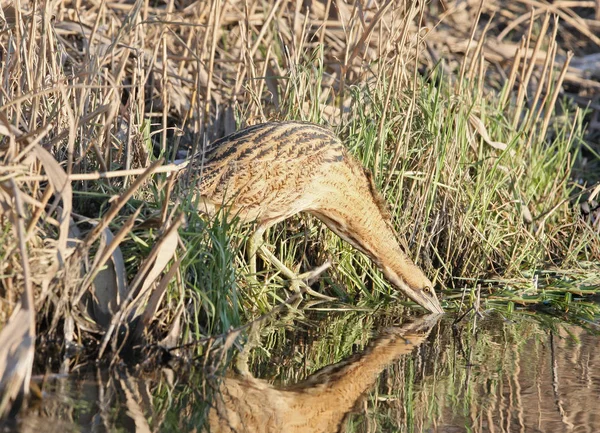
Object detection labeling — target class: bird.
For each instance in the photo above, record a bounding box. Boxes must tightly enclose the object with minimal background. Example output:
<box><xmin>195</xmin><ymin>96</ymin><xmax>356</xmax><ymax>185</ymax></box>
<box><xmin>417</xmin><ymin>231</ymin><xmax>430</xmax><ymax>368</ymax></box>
<box><xmin>181</xmin><ymin>121</ymin><xmax>443</xmax><ymax>314</ymax></box>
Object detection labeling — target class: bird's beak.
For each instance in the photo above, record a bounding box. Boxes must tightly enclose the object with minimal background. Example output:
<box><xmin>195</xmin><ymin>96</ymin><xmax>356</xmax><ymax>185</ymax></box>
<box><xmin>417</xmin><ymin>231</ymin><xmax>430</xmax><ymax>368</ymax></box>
<box><xmin>409</xmin><ymin>290</ymin><xmax>444</xmax><ymax>314</ymax></box>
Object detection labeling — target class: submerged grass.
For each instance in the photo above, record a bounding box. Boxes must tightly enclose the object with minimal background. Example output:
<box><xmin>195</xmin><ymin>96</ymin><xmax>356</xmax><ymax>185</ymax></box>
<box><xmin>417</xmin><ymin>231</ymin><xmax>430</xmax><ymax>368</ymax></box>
<box><xmin>0</xmin><ymin>0</ymin><xmax>599</xmax><ymax>419</ymax></box>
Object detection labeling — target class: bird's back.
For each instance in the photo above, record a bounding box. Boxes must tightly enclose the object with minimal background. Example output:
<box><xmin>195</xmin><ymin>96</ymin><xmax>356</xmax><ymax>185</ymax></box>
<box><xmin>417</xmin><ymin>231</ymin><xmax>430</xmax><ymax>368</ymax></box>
<box><xmin>189</xmin><ymin>122</ymin><xmax>348</xmax><ymax>225</ymax></box>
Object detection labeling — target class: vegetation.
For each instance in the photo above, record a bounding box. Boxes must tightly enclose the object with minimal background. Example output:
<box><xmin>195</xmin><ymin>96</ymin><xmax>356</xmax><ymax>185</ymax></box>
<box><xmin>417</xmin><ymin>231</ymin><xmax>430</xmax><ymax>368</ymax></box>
<box><xmin>0</xmin><ymin>0</ymin><xmax>599</xmax><ymax>423</ymax></box>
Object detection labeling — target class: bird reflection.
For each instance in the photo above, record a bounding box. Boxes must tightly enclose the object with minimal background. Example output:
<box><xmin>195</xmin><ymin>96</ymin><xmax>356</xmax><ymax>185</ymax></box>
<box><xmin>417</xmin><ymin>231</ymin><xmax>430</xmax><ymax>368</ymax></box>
<box><xmin>209</xmin><ymin>314</ymin><xmax>441</xmax><ymax>433</ymax></box>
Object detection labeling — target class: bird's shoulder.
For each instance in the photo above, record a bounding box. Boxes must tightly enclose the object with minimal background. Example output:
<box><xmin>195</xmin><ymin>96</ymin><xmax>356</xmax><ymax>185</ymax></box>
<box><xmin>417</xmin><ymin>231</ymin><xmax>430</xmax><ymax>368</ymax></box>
<box><xmin>195</xmin><ymin>121</ymin><xmax>346</xmax><ymax>167</ymax></box>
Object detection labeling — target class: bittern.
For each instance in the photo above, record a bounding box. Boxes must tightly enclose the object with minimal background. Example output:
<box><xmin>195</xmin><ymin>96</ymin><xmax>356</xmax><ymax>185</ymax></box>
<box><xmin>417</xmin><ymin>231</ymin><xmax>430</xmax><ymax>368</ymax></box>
<box><xmin>184</xmin><ymin>121</ymin><xmax>443</xmax><ymax>314</ymax></box>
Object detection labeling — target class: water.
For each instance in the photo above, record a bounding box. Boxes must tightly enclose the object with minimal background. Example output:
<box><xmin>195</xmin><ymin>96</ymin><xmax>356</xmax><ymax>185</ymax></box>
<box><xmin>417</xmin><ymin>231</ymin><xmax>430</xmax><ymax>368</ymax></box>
<box><xmin>3</xmin><ymin>309</ymin><xmax>600</xmax><ymax>432</ymax></box>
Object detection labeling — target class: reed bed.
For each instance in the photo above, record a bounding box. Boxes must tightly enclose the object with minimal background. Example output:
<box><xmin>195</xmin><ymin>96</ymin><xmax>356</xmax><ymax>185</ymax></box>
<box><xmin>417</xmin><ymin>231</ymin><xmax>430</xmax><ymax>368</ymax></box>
<box><xmin>0</xmin><ymin>0</ymin><xmax>599</xmax><ymax>418</ymax></box>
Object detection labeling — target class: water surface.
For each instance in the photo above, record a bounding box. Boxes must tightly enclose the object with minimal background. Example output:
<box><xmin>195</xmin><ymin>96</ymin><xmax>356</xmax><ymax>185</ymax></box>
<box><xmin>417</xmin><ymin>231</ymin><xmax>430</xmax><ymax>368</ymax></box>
<box><xmin>4</xmin><ymin>309</ymin><xmax>600</xmax><ymax>432</ymax></box>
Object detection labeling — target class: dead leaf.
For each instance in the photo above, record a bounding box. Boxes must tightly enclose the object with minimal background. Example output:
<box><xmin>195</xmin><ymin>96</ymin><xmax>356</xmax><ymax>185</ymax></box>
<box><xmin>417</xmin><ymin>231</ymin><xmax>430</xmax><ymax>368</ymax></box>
<box><xmin>0</xmin><ymin>305</ymin><xmax>35</xmax><ymax>418</ymax></box>
<box><xmin>89</xmin><ymin>228</ymin><xmax>128</xmax><ymax>329</ymax></box>
<box><xmin>131</xmin><ymin>254</ymin><xmax>183</xmax><ymax>344</ymax></box>
<box><xmin>158</xmin><ymin>302</ymin><xmax>184</xmax><ymax>350</ymax></box>
<box><xmin>469</xmin><ymin>113</ymin><xmax>508</xmax><ymax>151</ymax></box>
<box><xmin>135</xmin><ymin>218</ymin><xmax>182</xmax><ymax>304</ymax></box>
<box><xmin>32</xmin><ymin>145</ymin><xmax>73</xmax><ymax>263</ymax></box>
<box><xmin>96</xmin><ymin>214</ymin><xmax>183</xmax><ymax>358</ymax></box>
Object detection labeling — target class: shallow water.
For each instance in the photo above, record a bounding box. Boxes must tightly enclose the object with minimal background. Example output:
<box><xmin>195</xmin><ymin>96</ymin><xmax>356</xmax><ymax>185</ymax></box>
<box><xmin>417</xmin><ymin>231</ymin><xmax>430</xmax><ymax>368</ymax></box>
<box><xmin>3</xmin><ymin>310</ymin><xmax>600</xmax><ymax>433</ymax></box>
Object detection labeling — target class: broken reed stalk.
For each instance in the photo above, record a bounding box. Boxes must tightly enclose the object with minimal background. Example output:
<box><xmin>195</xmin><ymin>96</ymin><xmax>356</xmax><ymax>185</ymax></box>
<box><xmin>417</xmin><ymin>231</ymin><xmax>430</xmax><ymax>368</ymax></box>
<box><xmin>7</xmin><ymin>161</ymin><xmax>185</xmax><ymax>183</ymax></box>
<box><xmin>523</xmin><ymin>19</ymin><xmax>558</xmax><ymax>133</ymax></box>
<box><xmin>539</xmin><ymin>52</ymin><xmax>574</xmax><ymax>141</ymax></box>
<box><xmin>514</xmin><ymin>12</ymin><xmax>551</xmax><ymax>127</ymax></box>
<box><xmin>457</xmin><ymin>0</ymin><xmax>484</xmax><ymax>96</ymax></box>
<box><xmin>8</xmin><ymin>180</ymin><xmax>34</xmax><ymax>319</ymax></box>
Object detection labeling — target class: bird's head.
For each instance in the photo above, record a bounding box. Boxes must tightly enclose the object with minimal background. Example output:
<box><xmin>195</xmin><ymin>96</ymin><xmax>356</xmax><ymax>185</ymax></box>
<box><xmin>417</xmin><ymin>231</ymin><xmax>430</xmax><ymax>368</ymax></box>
<box><xmin>382</xmin><ymin>263</ymin><xmax>444</xmax><ymax>314</ymax></box>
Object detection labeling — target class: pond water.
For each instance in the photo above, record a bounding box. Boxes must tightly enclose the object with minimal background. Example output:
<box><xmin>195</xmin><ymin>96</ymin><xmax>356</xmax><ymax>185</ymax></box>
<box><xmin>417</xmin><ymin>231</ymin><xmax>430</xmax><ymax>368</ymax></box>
<box><xmin>3</xmin><ymin>309</ymin><xmax>600</xmax><ymax>433</ymax></box>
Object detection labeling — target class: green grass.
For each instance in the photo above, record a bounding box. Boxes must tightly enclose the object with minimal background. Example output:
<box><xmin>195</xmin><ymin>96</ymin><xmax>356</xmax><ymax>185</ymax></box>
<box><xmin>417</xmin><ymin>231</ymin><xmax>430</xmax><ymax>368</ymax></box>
<box><xmin>236</xmin><ymin>53</ymin><xmax>599</xmax><ymax>319</ymax></box>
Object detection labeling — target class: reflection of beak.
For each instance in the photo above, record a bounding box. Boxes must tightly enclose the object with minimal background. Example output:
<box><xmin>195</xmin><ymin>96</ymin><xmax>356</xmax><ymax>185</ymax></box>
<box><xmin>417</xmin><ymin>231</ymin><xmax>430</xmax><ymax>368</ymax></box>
<box><xmin>403</xmin><ymin>312</ymin><xmax>444</xmax><ymax>334</ymax></box>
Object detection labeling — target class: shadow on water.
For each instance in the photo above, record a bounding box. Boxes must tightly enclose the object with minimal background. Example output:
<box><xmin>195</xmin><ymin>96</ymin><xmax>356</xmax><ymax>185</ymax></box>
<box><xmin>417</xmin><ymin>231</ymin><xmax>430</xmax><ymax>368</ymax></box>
<box><xmin>3</xmin><ymin>308</ymin><xmax>600</xmax><ymax>433</ymax></box>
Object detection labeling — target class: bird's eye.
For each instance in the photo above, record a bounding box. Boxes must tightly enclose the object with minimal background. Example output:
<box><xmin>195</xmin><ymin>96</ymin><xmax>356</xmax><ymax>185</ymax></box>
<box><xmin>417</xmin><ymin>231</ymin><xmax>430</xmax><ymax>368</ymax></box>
<box><xmin>423</xmin><ymin>286</ymin><xmax>431</xmax><ymax>294</ymax></box>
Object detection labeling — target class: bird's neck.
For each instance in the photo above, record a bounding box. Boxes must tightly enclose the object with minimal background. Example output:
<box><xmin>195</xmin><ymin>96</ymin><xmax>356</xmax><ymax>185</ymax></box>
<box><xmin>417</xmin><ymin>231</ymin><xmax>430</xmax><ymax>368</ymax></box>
<box><xmin>309</xmin><ymin>201</ymin><xmax>421</xmax><ymax>290</ymax></box>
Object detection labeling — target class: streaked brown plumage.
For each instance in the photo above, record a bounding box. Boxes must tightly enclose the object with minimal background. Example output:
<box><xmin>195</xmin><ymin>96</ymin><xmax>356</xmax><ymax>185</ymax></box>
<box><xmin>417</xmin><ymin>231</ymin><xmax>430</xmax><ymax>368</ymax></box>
<box><xmin>185</xmin><ymin>121</ymin><xmax>443</xmax><ymax>314</ymax></box>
